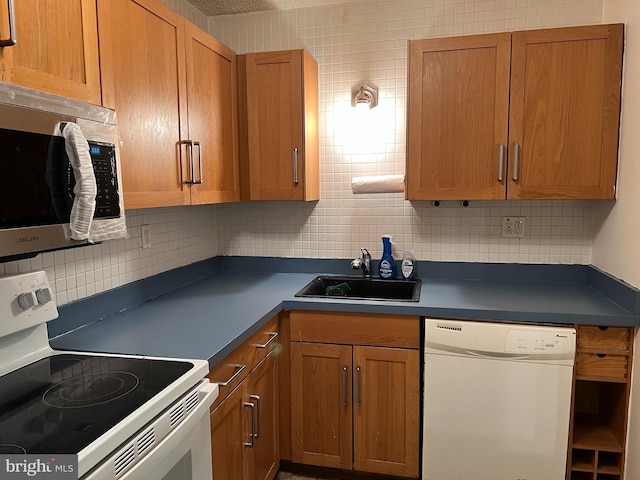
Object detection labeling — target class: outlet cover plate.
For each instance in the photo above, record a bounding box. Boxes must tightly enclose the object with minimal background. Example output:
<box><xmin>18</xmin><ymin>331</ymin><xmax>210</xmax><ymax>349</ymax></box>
<box><xmin>502</xmin><ymin>217</ymin><xmax>525</xmax><ymax>239</ymax></box>
<box><xmin>141</xmin><ymin>224</ymin><xmax>152</xmax><ymax>249</ymax></box>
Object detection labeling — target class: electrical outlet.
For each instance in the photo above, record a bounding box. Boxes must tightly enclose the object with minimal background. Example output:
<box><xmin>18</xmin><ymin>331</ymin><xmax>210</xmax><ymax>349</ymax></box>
<box><xmin>141</xmin><ymin>224</ymin><xmax>152</xmax><ymax>249</ymax></box>
<box><xmin>502</xmin><ymin>217</ymin><xmax>525</xmax><ymax>239</ymax></box>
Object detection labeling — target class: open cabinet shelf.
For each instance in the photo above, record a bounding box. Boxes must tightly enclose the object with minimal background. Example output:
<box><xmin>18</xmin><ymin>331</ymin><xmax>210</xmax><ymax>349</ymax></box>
<box><xmin>567</xmin><ymin>326</ymin><xmax>632</xmax><ymax>480</ymax></box>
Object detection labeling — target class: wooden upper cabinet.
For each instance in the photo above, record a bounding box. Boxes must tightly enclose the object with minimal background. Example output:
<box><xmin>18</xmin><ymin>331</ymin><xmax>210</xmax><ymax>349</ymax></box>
<box><xmin>98</xmin><ymin>0</ymin><xmax>189</xmax><ymax>209</ymax></box>
<box><xmin>0</xmin><ymin>0</ymin><xmax>101</xmax><ymax>104</ymax></box>
<box><xmin>98</xmin><ymin>0</ymin><xmax>239</xmax><ymax>209</ymax></box>
<box><xmin>406</xmin><ymin>24</ymin><xmax>624</xmax><ymax>201</ymax></box>
<box><xmin>509</xmin><ymin>24</ymin><xmax>623</xmax><ymax>199</ymax></box>
<box><xmin>406</xmin><ymin>33</ymin><xmax>511</xmax><ymax>200</ymax></box>
<box><xmin>184</xmin><ymin>22</ymin><xmax>240</xmax><ymax>205</ymax></box>
<box><xmin>240</xmin><ymin>49</ymin><xmax>319</xmax><ymax>201</ymax></box>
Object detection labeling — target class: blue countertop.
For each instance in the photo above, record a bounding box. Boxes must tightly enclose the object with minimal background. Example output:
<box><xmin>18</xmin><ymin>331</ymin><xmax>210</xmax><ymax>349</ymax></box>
<box><xmin>48</xmin><ymin>257</ymin><xmax>640</xmax><ymax>369</ymax></box>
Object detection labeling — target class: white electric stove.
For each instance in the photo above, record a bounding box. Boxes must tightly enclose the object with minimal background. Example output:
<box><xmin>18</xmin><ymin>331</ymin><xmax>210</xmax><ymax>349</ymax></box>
<box><xmin>0</xmin><ymin>271</ymin><xmax>218</xmax><ymax>479</ymax></box>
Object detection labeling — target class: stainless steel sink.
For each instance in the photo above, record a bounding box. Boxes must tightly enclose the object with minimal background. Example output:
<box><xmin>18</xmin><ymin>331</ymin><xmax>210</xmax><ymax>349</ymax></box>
<box><xmin>295</xmin><ymin>275</ymin><xmax>421</xmax><ymax>302</ymax></box>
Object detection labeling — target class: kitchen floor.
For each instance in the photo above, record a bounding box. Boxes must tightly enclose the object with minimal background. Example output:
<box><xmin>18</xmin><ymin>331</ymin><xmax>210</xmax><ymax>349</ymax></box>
<box><xmin>277</xmin><ymin>473</ymin><xmax>326</xmax><ymax>480</ymax></box>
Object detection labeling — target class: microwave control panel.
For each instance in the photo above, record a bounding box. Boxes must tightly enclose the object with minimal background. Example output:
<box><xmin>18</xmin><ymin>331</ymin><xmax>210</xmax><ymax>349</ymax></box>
<box><xmin>88</xmin><ymin>141</ymin><xmax>121</xmax><ymax>219</ymax></box>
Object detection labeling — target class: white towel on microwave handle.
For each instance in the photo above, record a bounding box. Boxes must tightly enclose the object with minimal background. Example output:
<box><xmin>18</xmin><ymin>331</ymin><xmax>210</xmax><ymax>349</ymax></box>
<box><xmin>61</xmin><ymin>122</ymin><xmax>97</xmax><ymax>241</ymax></box>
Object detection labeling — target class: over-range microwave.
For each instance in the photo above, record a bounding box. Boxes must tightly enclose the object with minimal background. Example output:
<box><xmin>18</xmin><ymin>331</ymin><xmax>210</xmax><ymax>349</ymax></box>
<box><xmin>0</xmin><ymin>82</ymin><xmax>127</xmax><ymax>260</ymax></box>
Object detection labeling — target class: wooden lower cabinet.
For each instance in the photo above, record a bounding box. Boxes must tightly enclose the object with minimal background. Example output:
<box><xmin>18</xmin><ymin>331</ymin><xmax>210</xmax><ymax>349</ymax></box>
<box><xmin>290</xmin><ymin>336</ymin><xmax>420</xmax><ymax>478</ymax></box>
<box><xmin>211</xmin><ymin>351</ymin><xmax>278</xmax><ymax>480</ymax></box>
<box><xmin>210</xmin><ymin>378</ymin><xmax>246</xmax><ymax>479</ymax></box>
<box><xmin>209</xmin><ymin>314</ymin><xmax>280</xmax><ymax>480</ymax></box>
<box><xmin>247</xmin><ymin>352</ymin><xmax>279</xmax><ymax>480</ymax></box>
<box><xmin>290</xmin><ymin>342</ymin><xmax>352</xmax><ymax>470</ymax></box>
<box><xmin>353</xmin><ymin>346</ymin><xmax>420</xmax><ymax>476</ymax></box>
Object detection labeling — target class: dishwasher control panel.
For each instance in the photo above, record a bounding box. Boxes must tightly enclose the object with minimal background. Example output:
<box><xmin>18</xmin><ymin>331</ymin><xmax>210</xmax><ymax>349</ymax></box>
<box><xmin>505</xmin><ymin>328</ymin><xmax>575</xmax><ymax>355</ymax></box>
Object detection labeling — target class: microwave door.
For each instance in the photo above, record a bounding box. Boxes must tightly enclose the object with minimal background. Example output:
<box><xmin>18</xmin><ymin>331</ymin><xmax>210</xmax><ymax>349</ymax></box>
<box><xmin>46</xmin><ymin>131</ymin><xmax>74</xmax><ymax>225</ymax></box>
<box><xmin>0</xmin><ymin>127</ymin><xmax>72</xmax><ymax>230</ymax></box>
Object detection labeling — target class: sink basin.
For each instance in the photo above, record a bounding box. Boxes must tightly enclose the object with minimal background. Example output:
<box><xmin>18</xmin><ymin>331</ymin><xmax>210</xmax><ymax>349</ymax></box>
<box><xmin>295</xmin><ymin>275</ymin><xmax>421</xmax><ymax>302</ymax></box>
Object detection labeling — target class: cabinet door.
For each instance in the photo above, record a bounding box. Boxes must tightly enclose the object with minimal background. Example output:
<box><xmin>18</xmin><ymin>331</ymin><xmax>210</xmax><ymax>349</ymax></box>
<box><xmin>406</xmin><ymin>33</ymin><xmax>511</xmax><ymax>200</ymax></box>
<box><xmin>0</xmin><ymin>0</ymin><xmax>100</xmax><ymax>104</ymax></box>
<box><xmin>246</xmin><ymin>352</ymin><xmax>279</xmax><ymax>480</ymax></box>
<box><xmin>291</xmin><ymin>342</ymin><xmax>352</xmax><ymax>469</ymax></box>
<box><xmin>184</xmin><ymin>21</ymin><xmax>240</xmax><ymax>205</ymax></box>
<box><xmin>353</xmin><ymin>346</ymin><xmax>420</xmax><ymax>478</ymax></box>
<box><xmin>508</xmin><ymin>24</ymin><xmax>623</xmax><ymax>199</ymax></box>
<box><xmin>210</xmin><ymin>381</ymin><xmax>251</xmax><ymax>480</ymax></box>
<box><xmin>244</xmin><ymin>50</ymin><xmax>305</xmax><ymax>200</ymax></box>
<box><xmin>97</xmin><ymin>0</ymin><xmax>190</xmax><ymax>209</ymax></box>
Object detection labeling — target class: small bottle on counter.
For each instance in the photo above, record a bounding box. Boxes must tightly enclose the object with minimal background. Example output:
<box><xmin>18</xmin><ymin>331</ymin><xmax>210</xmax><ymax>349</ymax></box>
<box><xmin>401</xmin><ymin>251</ymin><xmax>416</xmax><ymax>280</ymax></box>
<box><xmin>378</xmin><ymin>235</ymin><xmax>397</xmax><ymax>279</ymax></box>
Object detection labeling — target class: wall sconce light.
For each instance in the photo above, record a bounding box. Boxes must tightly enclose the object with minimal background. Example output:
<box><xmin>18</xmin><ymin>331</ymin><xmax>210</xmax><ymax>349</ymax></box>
<box><xmin>352</xmin><ymin>84</ymin><xmax>378</xmax><ymax>109</ymax></box>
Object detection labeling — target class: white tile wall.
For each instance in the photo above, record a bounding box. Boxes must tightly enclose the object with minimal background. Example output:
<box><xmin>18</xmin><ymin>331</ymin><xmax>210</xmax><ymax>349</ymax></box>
<box><xmin>0</xmin><ymin>206</ymin><xmax>218</xmax><ymax>306</ymax></box>
<box><xmin>209</xmin><ymin>0</ymin><xmax>603</xmax><ymax>264</ymax></box>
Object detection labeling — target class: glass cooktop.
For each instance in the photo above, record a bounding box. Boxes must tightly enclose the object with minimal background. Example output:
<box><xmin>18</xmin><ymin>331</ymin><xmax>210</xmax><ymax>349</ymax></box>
<box><xmin>0</xmin><ymin>354</ymin><xmax>193</xmax><ymax>455</ymax></box>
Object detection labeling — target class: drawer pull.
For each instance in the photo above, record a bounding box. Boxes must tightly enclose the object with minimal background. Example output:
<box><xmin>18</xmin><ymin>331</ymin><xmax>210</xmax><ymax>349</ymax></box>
<box><xmin>599</xmin><ymin>326</ymin><xmax>609</xmax><ymax>331</ymax></box>
<box><xmin>256</xmin><ymin>332</ymin><xmax>278</xmax><ymax>349</ymax></box>
<box><xmin>216</xmin><ymin>363</ymin><xmax>246</xmax><ymax>387</ymax></box>
<box><xmin>597</xmin><ymin>354</ymin><xmax>607</xmax><ymax>358</ymax></box>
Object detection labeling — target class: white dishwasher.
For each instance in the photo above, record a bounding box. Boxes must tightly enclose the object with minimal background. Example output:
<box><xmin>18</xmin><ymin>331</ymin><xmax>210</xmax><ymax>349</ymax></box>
<box><xmin>423</xmin><ymin>318</ymin><xmax>576</xmax><ymax>480</ymax></box>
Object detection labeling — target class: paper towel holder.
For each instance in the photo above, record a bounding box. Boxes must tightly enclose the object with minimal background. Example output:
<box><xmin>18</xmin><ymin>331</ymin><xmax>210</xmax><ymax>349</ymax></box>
<box><xmin>352</xmin><ymin>84</ymin><xmax>378</xmax><ymax>109</ymax></box>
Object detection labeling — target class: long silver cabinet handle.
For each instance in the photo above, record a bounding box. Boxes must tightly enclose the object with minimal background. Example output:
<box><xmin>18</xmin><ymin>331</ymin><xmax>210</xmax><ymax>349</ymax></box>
<box><xmin>0</xmin><ymin>0</ymin><xmax>16</xmax><ymax>47</ymax></box>
<box><xmin>498</xmin><ymin>142</ymin><xmax>504</xmax><ymax>182</ymax></box>
<box><xmin>243</xmin><ymin>402</ymin><xmax>255</xmax><ymax>447</ymax></box>
<box><xmin>512</xmin><ymin>141</ymin><xmax>520</xmax><ymax>181</ymax></box>
<box><xmin>355</xmin><ymin>366</ymin><xmax>361</xmax><ymax>406</ymax></box>
<box><xmin>215</xmin><ymin>364</ymin><xmax>246</xmax><ymax>387</ymax></box>
<box><xmin>250</xmin><ymin>394</ymin><xmax>261</xmax><ymax>439</ymax></box>
<box><xmin>194</xmin><ymin>141</ymin><xmax>203</xmax><ymax>184</ymax></box>
<box><xmin>293</xmin><ymin>148</ymin><xmax>299</xmax><ymax>185</ymax></box>
<box><xmin>342</xmin><ymin>366</ymin><xmax>348</xmax><ymax>406</ymax></box>
<box><xmin>180</xmin><ymin>140</ymin><xmax>196</xmax><ymax>184</ymax></box>
<box><xmin>255</xmin><ymin>332</ymin><xmax>278</xmax><ymax>349</ymax></box>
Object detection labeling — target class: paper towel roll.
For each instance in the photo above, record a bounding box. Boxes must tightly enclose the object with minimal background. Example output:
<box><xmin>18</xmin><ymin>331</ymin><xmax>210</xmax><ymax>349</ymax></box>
<box><xmin>351</xmin><ymin>174</ymin><xmax>405</xmax><ymax>194</ymax></box>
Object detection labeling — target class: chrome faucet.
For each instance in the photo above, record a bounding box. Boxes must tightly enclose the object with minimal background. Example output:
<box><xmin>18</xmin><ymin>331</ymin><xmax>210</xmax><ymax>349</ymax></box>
<box><xmin>351</xmin><ymin>248</ymin><xmax>371</xmax><ymax>277</ymax></box>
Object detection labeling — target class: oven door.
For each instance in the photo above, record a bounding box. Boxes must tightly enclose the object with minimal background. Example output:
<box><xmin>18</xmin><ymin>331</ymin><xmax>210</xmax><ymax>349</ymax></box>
<box><xmin>84</xmin><ymin>381</ymin><xmax>217</xmax><ymax>480</ymax></box>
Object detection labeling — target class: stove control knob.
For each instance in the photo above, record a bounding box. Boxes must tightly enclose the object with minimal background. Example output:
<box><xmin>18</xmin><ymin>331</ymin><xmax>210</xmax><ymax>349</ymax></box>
<box><xmin>36</xmin><ymin>288</ymin><xmax>53</xmax><ymax>305</ymax></box>
<box><xmin>17</xmin><ymin>292</ymin><xmax>37</xmax><ymax>310</ymax></box>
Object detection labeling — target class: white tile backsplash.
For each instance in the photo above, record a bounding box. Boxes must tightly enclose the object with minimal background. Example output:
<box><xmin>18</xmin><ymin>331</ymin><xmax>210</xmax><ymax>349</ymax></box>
<box><xmin>0</xmin><ymin>0</ymin><xmax>606</xmax><ymax>306</ymax></box>
<box><xmin>210</xmin><ymin>0</ymin><xmax>602</xmax><ymax>264</ymax></box>
<box><xmin>0</xmin><ymin>205</ymin><xmax>217</xmax><ymax>306</ymax></box>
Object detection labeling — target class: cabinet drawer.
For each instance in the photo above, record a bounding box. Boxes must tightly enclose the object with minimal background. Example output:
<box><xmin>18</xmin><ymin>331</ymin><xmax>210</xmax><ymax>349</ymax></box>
<box><xmin>578</xmin><ymin>326</ymin><xmax>630</xmax><ymax>352</ymax></box>
<box><xmin>247</xmin><ymin>315</ymin><xmax>280</xmax><ymax>370</ymax></box>
<box><xmin>208</xmin><ymin>315</ymin><xmax>279</xmax><ymax>409</ymax></box>
<box><xmin>208</xmin><ymin>342</ymin><xmax>251</xmax><ymax>409</ymax></box>
<box><xmin>290</xmin><ymin>311</ymin><xmax>419</xmax><ymax>349</ymax></box>
<box><xmin>575</xmin><ymin>353</ymin><xmax>629</xmax><ymax>380</ymax></box>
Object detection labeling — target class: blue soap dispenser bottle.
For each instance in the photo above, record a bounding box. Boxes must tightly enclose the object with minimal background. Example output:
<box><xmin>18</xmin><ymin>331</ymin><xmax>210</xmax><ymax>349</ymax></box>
<box><xmin>378</xmin><ymin>235</ymin><xmax>397</xmax><ymax>279</ymax></box>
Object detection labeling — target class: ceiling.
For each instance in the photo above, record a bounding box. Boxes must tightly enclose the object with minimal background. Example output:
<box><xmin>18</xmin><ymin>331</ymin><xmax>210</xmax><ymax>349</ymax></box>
<box><xmin>188</xmin><ymin>0</ymin><xmax>353</xmax><ymax>16</ymax></box>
